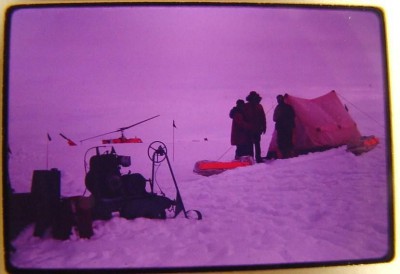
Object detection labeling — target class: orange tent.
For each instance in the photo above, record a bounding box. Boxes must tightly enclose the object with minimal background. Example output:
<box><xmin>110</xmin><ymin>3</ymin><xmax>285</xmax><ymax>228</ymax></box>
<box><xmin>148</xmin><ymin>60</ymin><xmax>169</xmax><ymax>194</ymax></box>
<box><xmin>267</xmin><ymin>90</ymin><xmax>362</xmax><ymax>158</ymax></box>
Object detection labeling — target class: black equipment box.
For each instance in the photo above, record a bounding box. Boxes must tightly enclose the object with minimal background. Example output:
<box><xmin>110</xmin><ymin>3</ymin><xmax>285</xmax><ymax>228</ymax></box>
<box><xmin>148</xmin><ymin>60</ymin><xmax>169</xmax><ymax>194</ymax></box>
<box><xmin>31</xmin><ymin>169</ymin><xmax>61</xmax><ymax>237</ymax></box>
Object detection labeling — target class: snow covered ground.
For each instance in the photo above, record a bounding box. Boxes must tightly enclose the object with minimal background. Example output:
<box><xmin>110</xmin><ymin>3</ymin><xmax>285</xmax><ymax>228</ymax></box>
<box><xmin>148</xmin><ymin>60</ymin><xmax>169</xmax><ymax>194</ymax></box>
<box><xmin>7</xmin><ymin>108</ymin><xmax>392</xmax><ymax>270</ymax></box>
<box><xmin>3</xmin><ymin>4</ymin><xmax>393</xmax><ymax>272</ymax></box>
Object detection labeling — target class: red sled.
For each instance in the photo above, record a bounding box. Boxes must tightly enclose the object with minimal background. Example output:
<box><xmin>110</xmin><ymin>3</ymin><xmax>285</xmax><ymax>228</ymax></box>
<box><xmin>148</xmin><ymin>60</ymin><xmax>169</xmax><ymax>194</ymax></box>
<box><xmin>346</xmin><ymin>135</ymin><xmax>379</xmax><ymax>156</ymax></box>
<box><xmin>193</xmin><ymin>156</ymin><xmax>254</xmax><ymax>176</ymax></box>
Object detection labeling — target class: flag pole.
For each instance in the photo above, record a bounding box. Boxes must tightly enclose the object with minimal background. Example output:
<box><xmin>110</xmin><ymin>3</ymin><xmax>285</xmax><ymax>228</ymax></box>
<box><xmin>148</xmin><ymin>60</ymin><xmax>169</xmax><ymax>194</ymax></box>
<box><xmin>173</xmin><ymin>120</ymin><xmax>175</xmax><ymax>161</ymax></box>
<box><xmin>46</xmin><ymin>133</ymin><xmax>51</xmax><ymax>169</ymax></box>
<box><xmin>46</xmin><ymin>140</ymin><xmax>49</xmax><ymax>170</ymax></box>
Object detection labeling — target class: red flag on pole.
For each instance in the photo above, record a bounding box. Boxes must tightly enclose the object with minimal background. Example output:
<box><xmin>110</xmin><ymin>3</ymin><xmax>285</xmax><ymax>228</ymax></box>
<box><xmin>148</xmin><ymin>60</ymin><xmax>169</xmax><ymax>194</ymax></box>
<box><xmin>60</xmin><ymin>133</ymin><xmax>77</xmax><ymax>146</ymax></box>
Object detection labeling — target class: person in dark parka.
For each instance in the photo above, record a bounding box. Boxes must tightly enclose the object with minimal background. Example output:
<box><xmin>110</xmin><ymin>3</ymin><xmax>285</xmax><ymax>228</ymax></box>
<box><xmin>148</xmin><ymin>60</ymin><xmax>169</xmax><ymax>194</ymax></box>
<box><xmin>230</xmin><ymin>99</ymin><xmax>253</xmax><ymax>159</ymax></box>
<box><xmin>273</xmin><ymin>94</ymin><xmax>296</xmax><ymax>158</ymax></box>
<box><xmin>243</xmin><ymin>91</ymin><xmax>267</xmax><ymax>163</ymax></box>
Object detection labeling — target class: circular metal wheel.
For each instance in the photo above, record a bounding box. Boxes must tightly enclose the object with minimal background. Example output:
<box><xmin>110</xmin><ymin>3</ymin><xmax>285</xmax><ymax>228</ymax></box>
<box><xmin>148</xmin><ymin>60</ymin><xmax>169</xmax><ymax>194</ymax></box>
<box><xmin>148</xmin><ymin>141</ymin><xmax>168</xmax><ymax>163</ymax></box>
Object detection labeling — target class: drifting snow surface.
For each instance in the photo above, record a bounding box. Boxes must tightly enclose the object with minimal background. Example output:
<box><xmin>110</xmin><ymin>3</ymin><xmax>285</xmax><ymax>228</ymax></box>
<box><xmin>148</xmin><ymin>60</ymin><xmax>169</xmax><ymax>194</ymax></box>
<box><xmin>5</xmin><ymin>6</ymin><xmax>391</xmax><ymax>270</ymax></box>
<box><xmin>9</xmin><ymin>134</ymin><xmax>391</xmax><ymax>270</ymax></box>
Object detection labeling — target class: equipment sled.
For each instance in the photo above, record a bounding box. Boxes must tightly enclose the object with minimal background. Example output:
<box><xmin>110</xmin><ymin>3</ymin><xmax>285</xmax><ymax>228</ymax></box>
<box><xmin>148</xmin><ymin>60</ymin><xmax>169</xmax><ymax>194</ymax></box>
<box><xmin>346</xmin><ymin>135</ymin><xmax>379</xmax><ymax>156</ymax></box>
<box><xmin>193</xmin><ymin>156</ymin><xmax>254</xmax><ymax>176</ymax></box>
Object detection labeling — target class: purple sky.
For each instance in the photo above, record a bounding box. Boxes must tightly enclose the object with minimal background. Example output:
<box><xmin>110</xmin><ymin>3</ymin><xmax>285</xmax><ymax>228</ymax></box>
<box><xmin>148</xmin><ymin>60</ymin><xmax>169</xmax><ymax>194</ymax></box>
<box><xmin>7</xmin><ymin>5</ymin><xmax>386</xmax><ymax>143</ymax></box>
